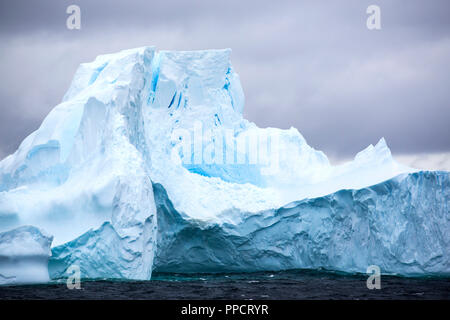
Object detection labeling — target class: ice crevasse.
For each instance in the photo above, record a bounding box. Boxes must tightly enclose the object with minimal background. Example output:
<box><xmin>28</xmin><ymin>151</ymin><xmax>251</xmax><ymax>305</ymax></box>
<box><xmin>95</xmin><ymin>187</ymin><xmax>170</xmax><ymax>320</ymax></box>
<box><xmin>0</xmin><ymin>46</ymin><xmax>448</xmax><ymax>284</ymax></box>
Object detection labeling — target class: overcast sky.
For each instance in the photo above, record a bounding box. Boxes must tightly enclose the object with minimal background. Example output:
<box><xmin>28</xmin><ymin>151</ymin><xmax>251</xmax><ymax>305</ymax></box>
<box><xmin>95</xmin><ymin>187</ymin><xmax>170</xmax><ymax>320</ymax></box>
<box><xmin>0</xmin><ymin>0</ymin><xmax>449</xmax><ymax>169</ymax></box>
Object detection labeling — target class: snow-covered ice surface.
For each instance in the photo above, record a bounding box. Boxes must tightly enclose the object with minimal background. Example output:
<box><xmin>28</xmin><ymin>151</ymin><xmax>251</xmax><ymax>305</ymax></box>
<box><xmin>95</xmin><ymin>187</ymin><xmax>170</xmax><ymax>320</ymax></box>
<box><xmin>0</xmin><ymin>46</ymin><xmax>448</xmax><ymax>283</ymax></box>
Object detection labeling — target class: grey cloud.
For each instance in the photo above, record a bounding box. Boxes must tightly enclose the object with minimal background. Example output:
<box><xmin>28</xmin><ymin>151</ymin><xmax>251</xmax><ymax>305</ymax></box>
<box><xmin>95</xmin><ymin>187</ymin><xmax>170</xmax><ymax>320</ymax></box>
<box><xmin>0</xmin><ymin>0</ymin><xmax>449</xmax><ymax>161</ymax></box>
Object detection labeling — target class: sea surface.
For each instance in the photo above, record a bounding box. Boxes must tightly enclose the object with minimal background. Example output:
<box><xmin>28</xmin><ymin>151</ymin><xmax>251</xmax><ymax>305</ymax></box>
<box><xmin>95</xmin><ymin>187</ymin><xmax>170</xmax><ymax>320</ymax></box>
<box><xmin>1</xmin><ymin>270</ymin><xmax>449</xmax><ymax>300</ymax></box>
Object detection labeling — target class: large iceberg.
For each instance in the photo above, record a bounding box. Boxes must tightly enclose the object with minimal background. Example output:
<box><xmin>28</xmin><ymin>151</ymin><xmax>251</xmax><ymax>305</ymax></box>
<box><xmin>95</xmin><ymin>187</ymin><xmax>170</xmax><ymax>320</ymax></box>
<box><xmin>0</xmin><ymin>226</ymin><xmax>52</xmax><ymax>284</ymax></box>
<box><xmin>0</xmin><ymin>46</ymin><xmax>448</xmax><ymax>283</ymax></box>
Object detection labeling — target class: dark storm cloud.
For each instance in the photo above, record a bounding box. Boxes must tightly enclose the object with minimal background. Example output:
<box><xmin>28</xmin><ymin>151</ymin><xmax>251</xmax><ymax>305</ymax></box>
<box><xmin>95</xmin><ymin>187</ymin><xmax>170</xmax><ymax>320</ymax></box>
<box><xmin>0</xmin><ymin>0</ymin><xmax>449</xmax><ymax>161</ymax></box>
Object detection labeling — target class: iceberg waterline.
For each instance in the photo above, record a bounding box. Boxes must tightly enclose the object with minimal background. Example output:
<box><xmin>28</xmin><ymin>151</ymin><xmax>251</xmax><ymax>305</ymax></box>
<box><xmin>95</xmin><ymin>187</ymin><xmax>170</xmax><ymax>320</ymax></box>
<box><xmin>0</xmin><ymin>46</ymin><xmax>448</xmax><ymax>283</ymax></box>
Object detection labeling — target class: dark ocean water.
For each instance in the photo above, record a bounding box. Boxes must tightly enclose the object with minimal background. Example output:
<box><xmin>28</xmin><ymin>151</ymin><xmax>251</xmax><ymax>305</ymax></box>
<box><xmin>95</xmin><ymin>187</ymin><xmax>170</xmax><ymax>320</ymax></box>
<box><xmin>1</xmin><ymin>270</ymin><xmax>449</xmax><ymax>300</ymax></box>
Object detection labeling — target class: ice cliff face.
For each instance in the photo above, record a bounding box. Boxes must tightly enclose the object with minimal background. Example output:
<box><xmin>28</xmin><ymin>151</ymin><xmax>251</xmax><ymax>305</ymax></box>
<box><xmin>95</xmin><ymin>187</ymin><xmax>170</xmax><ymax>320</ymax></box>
<box><xmin>0</xmin><ymin>46</ymin><xmax>448</xmax><ymax>283</ymax></box>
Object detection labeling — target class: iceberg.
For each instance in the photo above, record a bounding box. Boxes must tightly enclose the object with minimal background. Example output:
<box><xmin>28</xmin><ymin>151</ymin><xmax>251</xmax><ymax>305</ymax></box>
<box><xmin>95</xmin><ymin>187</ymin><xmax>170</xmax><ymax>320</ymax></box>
<box><xmin>0</xmin><ymin>46</ymin><xmax>448</xmax><ymax>283</ymax></box>
<box><xmin>0</xmin><ymin>226</ymin><xmax>53</xmax><ymax>284</ymax></box>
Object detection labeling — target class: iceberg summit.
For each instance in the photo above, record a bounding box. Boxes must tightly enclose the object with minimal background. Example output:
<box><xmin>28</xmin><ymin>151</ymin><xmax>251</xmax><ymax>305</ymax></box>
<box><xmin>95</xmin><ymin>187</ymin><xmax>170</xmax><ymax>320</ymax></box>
<box><xmin>0</xmin><ymin>46</ymin><xmax>448</xmax><ymax>284</ymax></box>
